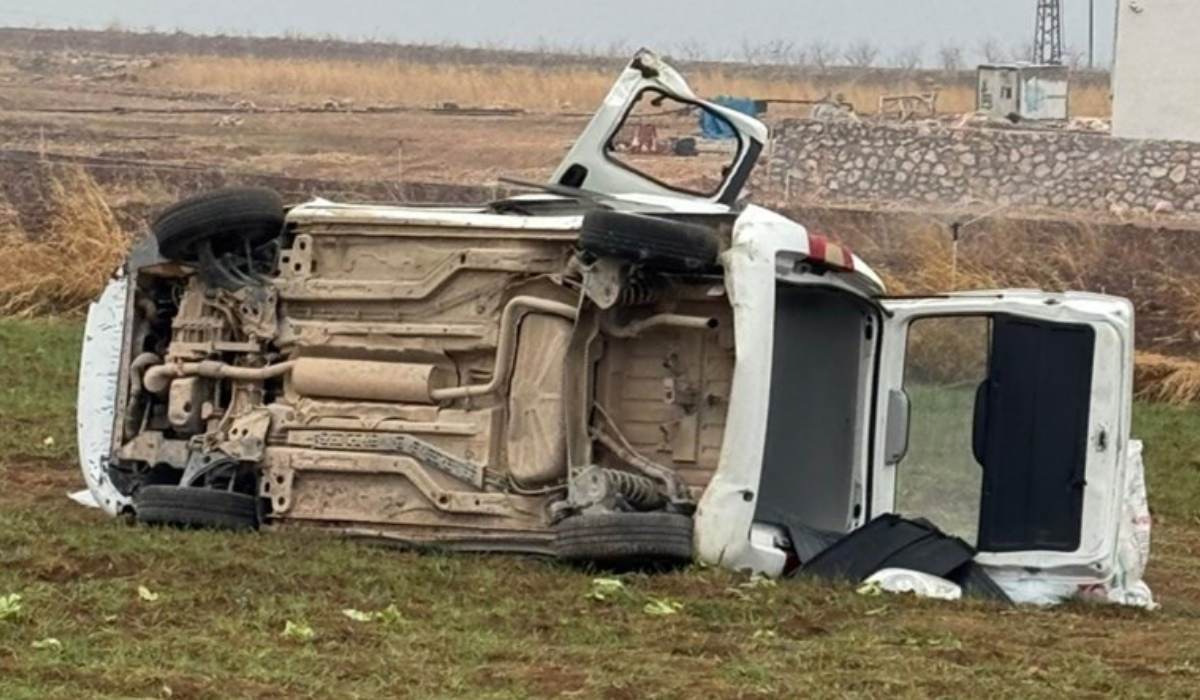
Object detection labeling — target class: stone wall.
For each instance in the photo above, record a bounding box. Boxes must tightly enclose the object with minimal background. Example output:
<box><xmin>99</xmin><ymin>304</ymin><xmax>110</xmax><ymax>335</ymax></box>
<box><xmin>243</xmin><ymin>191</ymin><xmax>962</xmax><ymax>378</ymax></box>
<box><xmin>763</xmin><ymin>120</ymin><xmax>1200</xmax><ymax>223</ymax></box>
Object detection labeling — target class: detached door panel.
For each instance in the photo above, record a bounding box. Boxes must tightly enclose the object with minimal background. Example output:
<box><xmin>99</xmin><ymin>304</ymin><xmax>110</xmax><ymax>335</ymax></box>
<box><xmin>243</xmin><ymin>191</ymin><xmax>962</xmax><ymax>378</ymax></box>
<box><xmin>874</xmin><ymin>294</ymin><xmax>1133</xmax><ymax>578</ymax></box>
<box><xmin>976</xmin><ymin>315</ymin><xmax>1095</xmax><ymax>552</ymax></box>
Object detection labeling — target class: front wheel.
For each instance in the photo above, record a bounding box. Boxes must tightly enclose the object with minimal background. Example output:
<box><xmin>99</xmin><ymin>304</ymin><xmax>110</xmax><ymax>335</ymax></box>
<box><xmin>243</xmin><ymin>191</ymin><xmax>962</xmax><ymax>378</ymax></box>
<box><xmin>554</xmin><ymin>511</ymin><xmax>694</xmax><ymax>570</ymax></box>
<box><xmin>134</xmin><ymin>485</ymin><xmax>260</xmax><ymax>531</ymax></box>
<box><xmin>152</xmin><ymin>187</ymin><xmax>284</xmax><ymax>262</ymax></box>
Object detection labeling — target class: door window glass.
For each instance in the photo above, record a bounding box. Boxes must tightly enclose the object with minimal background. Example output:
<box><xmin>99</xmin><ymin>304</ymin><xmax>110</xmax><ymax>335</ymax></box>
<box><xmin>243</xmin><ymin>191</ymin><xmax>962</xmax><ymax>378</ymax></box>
<box><xmin>895</xmin><ymin>316</ymin><xmax>990</xmax><ymax>543</ymax></box>
<box><xmin>605</xmin><ymin>89</ymin><xmax>740</xmax><ymax>197</ymax></box>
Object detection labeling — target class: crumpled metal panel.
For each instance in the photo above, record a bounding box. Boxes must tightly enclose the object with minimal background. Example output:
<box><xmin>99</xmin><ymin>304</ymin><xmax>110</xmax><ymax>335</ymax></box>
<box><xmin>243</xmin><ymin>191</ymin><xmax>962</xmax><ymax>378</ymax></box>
<box><xmin>74</xmin><ymin>275</ymin><xmax>130</xmax><ymax>515</ymax></box>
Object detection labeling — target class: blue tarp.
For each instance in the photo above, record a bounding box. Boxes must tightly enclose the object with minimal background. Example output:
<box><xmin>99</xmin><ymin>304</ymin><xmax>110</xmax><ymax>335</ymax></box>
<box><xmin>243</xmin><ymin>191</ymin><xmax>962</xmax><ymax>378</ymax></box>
<box><xmin>699</xmin><ymin>96</ymin><xmax>760</xmax><ymax>140</ymax></box>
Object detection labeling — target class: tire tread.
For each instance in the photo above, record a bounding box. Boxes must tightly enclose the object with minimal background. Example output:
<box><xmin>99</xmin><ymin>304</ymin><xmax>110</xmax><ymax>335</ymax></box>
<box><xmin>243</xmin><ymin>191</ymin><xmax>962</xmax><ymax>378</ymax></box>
<box><xmin>579</xmin><ymin>211</ymin><xmax>719</xmax><ymax>272</ymax></box>
<box><xmin>153</xmin><ymin>187</ymin><xmax>284</xmax><ymax>261</ymax></box>
<box><xmin>134</xmin><ymin>485</ymin><xmax>259</xmax><ymax>531</ymax></box>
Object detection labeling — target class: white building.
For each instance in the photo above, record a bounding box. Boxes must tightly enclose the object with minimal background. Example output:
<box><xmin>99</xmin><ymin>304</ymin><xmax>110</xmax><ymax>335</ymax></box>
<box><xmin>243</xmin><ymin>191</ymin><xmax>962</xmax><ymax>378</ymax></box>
<box><xmin>1112</xmin><ymin>0</ymin><xmax>1200</xmax><ymax>142</ymax></box>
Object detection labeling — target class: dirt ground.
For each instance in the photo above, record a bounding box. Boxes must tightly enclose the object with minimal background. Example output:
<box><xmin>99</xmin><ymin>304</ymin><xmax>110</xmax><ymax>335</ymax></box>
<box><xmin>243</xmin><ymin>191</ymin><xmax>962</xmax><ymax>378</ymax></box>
<box><xmin>0</xmin><ymin>79</ymin><xmax>585</xmax><ymax>186</ymax></box>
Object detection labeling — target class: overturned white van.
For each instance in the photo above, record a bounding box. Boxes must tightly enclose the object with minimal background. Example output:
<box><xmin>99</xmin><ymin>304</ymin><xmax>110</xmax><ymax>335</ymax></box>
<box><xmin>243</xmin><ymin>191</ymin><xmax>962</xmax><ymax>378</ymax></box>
<box><xmin>78</xmin><ymin>50</ymin><xmax>1152</xmax><ymax>606</ymax></box>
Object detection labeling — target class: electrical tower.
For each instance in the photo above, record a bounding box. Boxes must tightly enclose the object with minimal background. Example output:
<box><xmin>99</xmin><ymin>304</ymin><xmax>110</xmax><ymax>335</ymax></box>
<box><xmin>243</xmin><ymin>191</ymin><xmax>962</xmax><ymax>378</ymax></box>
<box><xmin>1033</xmin><ymin>0</ymin><xmax>1065</xmax><ymax>65</ymax></box>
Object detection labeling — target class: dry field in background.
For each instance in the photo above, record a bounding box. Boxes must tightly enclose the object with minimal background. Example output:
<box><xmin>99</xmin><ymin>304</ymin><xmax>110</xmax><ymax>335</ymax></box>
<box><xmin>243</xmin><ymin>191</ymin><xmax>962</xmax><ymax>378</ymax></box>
<box><xmin>142</xmin><ymin>55</ymin><xmax>1114</xmax><ymax>117</ymax></box>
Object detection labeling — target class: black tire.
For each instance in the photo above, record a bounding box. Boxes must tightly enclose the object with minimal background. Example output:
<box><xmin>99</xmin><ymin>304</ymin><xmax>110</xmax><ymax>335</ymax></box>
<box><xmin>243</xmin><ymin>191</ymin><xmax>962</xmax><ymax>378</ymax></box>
<box><xmin>152</xmin><ymin>187</ymin><xmax>284</xmax><ymax>262</ymax></box>
<box><xmin>579</xmin><ymin>211</ymin><xmax>720</xmax><ymax>272</ymax></box>
<box><xmin>134</xmin><ymin>485</ymin><xmax>260</xmax><ymax>531</ymax></box>
<box><xmin>554</xmin><ymin>511</ymin><xmax>694</xmax><ymax>570</ymax></box>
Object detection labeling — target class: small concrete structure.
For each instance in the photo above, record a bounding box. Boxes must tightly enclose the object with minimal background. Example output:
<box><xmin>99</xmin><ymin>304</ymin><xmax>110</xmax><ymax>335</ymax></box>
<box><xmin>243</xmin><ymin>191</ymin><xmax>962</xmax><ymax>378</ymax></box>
<box><xmin>977</xmin><ymin>64</ymin><xmax>1070</xmax><ymax>121</ymax></box>
<box><xmin>1113</xmin><ymin>0</ymin><xmax>1200</xmax><ymax>142</ymax></box>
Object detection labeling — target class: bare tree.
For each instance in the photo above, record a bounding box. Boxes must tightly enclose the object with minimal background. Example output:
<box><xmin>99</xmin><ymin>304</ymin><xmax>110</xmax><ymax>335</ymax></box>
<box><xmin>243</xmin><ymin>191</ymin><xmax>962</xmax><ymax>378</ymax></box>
<box><xmin>671</xmin><ymin>39</ymin><xmax>709</xmax><ymax>63</ymax></box>
<box><xmin>762</xmin><ymin>39</ymin><xmax>798</xmax><ymax>66</ymax></box>
<box><xmin>604</xmin><ymin>39</ymin><xmax>632</xmax><ymax>59</ymax></box>
<box><xmin>809</xmin><ymin>40</ymin><xmax>837</xmax><ymax>69</ymax></box>
<box><xmin>978</xmin><ymin>37</ymin><xmax>1005</xmax><ymax>63</ymax></box>
<box><xmin>739</xmin><ymin>38</ymin><xmax>765</xmax><ymax>65</ymax></box>
<box><xmin>1064</xmin><ymin>47</ymin><xmax>1086</xmax><ymax>70</ymax></box>
<box><xmin>787</xmin><ymin>44</ymin><xmax>812</xmax><ymax>67</ymax></box>
<box><xmin>1009</xmin><ymin>41</ymin><xmax>1035</xmax><ymax>63</ymax></box>
<box><xmin>890</xmin><ymin>44</ymin><xmax>924</xmax><ymax>71</ymax></box>
<box><xmin>843</xmin><ymin>40</ymin><xmax>880</xmax><ymax>68</ymax></box>
<box><xmin>938</xmin><ymin>43</ymin><xmax>965</xmax><ymax>72</ymax></box>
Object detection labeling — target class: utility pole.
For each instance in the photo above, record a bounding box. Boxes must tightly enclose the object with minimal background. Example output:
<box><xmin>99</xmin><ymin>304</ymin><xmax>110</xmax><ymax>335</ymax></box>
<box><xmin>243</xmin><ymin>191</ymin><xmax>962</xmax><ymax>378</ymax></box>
<box><xmin>1033</xmin><ymin>0</ymin><xmax>1065</xmax><ymax>65</ymax></box>
<box><xmin>1088</xmin><ymin>0</ymin><xmax>1096</xmax><ymax>69</ymax></box>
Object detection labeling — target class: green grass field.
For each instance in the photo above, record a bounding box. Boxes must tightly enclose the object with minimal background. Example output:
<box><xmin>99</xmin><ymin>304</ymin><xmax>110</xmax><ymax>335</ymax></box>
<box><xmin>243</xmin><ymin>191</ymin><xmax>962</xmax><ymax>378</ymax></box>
<box><xmin>2</xmin><ymin>318</ymin><xmax>1200</xmax><ymax>699</ymax></box>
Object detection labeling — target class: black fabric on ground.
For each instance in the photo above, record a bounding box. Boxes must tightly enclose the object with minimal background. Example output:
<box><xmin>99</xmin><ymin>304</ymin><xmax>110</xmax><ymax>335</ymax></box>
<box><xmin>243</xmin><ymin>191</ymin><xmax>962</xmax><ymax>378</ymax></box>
<box><xmin>776</xmin><ymin>521</ymin><xmax>845</xmax><ymax>564</ymax></box>
<box><xmin>791</xmin><ymin>514</ymin><xmax>1011</xmax><ymax>603</ymax></box>
<box><xmin>801</xmin><ymin>515</ymin><xmax>948</xmax><ymax>582</ymax></box>
<box><xmin>881</xmin><ymin>535</ymin><xmax>976</xmax><ymax>576</ymax></box>
<box><xmin>957</xmin><ymin>562</ymin><xmax>1013</xmax><ymax>602</ymax></box>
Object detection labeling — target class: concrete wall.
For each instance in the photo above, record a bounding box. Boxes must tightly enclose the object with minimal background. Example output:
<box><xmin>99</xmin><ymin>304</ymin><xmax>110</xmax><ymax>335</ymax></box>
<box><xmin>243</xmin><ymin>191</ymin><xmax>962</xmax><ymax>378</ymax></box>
<box><xmin>1113</xmin><ymin>0</ymin><xmax>1200</xmax><ymax>142</ymax></box>
<box><xmin>763</xmin><ymin>120</ymin><xmax>1200</xmax><ymax>222</ymax></box>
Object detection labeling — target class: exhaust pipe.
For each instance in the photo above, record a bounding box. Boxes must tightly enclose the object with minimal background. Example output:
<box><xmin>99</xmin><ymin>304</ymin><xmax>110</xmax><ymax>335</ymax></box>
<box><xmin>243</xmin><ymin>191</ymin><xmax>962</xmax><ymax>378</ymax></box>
<box><xmin>602</xmin><ymin>313</ymin><xmax>719</xmax><ymax>338</ymax></box>
<box><xmin>143</xmin><ymin>360</ymin><xmax>298</xmax><ymax>394</ymax></box>
<box><xmin>430</xmin><ymin>296</ymin><xmax>578</xmax><ymax>402</ymax></box>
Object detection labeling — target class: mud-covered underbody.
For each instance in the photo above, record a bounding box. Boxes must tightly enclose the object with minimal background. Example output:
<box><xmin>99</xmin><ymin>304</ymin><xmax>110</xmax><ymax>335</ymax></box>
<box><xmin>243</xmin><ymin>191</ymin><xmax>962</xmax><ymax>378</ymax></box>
<box><xmin>105</xmin><ymin>201</ymin><xmax>737</xmax><ymax>558</ymax></box>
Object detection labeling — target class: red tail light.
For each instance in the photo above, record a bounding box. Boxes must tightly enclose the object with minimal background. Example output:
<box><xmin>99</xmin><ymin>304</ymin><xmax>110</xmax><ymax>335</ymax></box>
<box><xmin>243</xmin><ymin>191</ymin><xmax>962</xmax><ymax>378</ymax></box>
<box><xmin>807</xmin><ymin>233</ymin><xmax>855</xmax><ymax>271</ymax></box>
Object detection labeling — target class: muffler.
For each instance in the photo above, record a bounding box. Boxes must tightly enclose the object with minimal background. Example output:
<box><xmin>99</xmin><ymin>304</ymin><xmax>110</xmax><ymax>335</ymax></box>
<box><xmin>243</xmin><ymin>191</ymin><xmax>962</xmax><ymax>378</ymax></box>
<box><xmin>291</xmin><ymin>358</ymin><xmax>453</xmax><ymax>404</ymax></box>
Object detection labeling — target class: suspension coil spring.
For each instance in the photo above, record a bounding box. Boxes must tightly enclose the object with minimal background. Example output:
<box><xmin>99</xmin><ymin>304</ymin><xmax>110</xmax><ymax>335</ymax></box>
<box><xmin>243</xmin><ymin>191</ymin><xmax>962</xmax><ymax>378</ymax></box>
<box><xmin>603</xmin><ymin>468</ymin><xmax>665</xmax><ymax>510</ymax></box>
<box><xmin>618</xmin><ymin>279</ymin><xmax>662</xmax><ymax>306</ymax></box>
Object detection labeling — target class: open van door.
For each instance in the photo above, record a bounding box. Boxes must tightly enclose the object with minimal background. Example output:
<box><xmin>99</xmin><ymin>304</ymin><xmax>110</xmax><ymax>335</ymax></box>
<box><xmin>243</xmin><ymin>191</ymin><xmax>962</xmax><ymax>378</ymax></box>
<box><xmin>550</xmin><ymin>50</ymin><xmax>768</xmax><ymax>206</ymax></box>
<box><xmin>871</xmin><ymin>291</ymin><xmax>1134</xmax><ymax>582</ymax></box>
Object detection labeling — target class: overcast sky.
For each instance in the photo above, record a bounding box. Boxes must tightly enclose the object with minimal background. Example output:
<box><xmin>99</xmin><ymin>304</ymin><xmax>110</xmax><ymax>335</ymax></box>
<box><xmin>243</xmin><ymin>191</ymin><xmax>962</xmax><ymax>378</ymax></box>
<box><xmin>0</xmin><ymin>0</ymin><xmax>1119</xmax><ymax>66</ymax></box>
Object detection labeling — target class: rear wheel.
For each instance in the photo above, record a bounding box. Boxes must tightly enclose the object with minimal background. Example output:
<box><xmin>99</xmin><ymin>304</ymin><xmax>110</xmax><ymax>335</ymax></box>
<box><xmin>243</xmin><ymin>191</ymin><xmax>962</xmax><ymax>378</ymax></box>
<box><xmin>134</xmin><ymin>485</ymin><xmax>260</xmax><ymax>531</ymax></box>
<box><xmin>152</xmin><ymin>187</ymin><xmax>284</xmax><ymax>262</ymax></box>
<box><xmin>579</xmin><ymin>211</ymin><xmax>720</xmax><ymax>272</ymax></box>
<box><xmin>554</xmin><ymin>511</ymin><xmax>694</xmax><ymax>570</ymax></box>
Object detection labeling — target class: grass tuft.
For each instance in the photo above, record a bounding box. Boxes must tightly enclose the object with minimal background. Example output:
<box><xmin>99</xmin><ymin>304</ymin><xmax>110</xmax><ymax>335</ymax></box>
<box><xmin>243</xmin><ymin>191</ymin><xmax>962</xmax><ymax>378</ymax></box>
<box><xmin>1135</xmin><ymin>352</ymin><xmax>1200</xmax><ymax>406</ymax></box>
<box><xmin>0</xmin><ymin>169</ymin><xmax>131</xmax><ymax>317</ymax></box>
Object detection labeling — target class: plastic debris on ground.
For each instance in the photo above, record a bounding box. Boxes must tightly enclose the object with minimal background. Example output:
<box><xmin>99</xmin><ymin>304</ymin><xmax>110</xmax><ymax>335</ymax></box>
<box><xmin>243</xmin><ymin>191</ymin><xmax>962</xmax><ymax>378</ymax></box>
<box><xmin>863</xmin><ymin>568</ymin><xmax>963</xmax><ymax>601</ymax></box>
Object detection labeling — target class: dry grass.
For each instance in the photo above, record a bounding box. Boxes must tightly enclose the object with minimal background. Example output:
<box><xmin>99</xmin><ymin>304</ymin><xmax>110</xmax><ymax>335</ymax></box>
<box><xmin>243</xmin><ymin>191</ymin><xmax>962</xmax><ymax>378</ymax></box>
<box><xmin>144</xmin><ymin>55</ymin><xmax>1113</xmax><ymax>117</ymax></box>
<box><xmin>1134</xmin><ymin>353</ymin><xmax>1200</xmax><ymax>405</ymax></box>
<box><xmin>856</xmin><ymin>217</ymin><xmax>1109</xmax><ymax>296</ymax></box>
<box><xmin>0</xmin><ymin>169</ymin><xmax>131</xmax><ymax>317</ymax></box>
